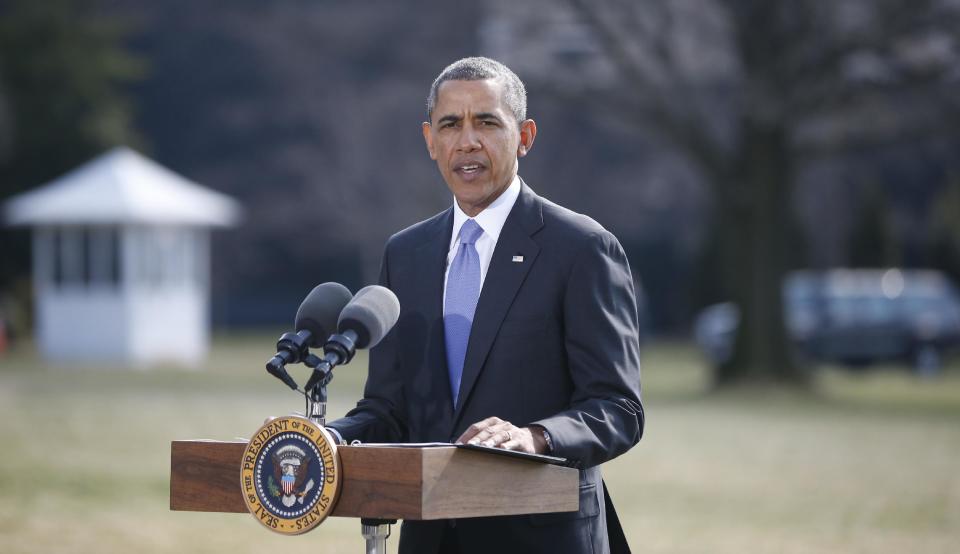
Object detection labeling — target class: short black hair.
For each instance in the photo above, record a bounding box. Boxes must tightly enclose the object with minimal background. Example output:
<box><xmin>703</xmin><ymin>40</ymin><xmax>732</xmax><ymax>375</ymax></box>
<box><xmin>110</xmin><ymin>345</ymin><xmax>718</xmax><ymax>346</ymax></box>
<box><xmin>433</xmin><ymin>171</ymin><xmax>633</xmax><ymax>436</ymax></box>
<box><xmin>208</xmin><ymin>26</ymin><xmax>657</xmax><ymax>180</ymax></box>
<box><xmin>426</xmin><ymin>57</ymin><xmax>527</xmax><ymax>123</ymax></box>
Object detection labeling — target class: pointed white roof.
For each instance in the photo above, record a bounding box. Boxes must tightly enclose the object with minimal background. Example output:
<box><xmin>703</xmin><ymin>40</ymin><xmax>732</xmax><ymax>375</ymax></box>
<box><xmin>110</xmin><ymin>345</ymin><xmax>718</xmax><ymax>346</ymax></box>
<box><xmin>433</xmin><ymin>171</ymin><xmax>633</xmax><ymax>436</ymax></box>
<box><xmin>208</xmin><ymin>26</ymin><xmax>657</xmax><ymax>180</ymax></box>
<box><xmin>3</xmin><ymin>146</ymin><xmax>241</xmax><ymax>226</ymax></box>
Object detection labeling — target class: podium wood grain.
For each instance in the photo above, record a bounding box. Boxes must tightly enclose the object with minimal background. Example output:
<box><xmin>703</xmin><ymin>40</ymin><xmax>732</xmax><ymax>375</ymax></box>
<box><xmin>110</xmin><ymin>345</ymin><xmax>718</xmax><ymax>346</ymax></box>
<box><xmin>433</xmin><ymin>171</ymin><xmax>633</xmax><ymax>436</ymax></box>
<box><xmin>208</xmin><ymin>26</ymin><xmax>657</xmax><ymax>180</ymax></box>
<box><xmin>170</xmin><ymin>440</ymin><xmax>578</xmax><ymax>519</ymax></box>
<box><xmin>170</xmin><ymin>440</ymin><xmax>248</xmax><ymax>513</ymax></box>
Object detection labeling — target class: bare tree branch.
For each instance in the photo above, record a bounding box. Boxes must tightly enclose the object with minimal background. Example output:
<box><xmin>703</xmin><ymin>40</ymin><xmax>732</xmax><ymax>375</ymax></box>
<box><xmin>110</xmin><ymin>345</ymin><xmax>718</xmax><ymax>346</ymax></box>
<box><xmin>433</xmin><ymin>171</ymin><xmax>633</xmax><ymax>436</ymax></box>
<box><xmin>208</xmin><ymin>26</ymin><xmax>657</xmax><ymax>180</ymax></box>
<box><xmin>566</xmin><ymin>0</ymin><xmax>728</xmax><ymax>175</ymax></box>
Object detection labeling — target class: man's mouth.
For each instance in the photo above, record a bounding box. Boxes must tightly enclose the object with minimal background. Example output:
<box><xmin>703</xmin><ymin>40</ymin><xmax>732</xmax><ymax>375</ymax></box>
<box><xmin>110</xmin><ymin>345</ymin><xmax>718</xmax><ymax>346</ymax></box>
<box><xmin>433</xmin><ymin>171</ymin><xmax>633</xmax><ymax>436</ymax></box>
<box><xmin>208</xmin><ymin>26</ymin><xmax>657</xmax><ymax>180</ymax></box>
<box><xmin>455</xmin><ymin>163</ymin><xmax>484</xmax><ymax>175</ymax></box>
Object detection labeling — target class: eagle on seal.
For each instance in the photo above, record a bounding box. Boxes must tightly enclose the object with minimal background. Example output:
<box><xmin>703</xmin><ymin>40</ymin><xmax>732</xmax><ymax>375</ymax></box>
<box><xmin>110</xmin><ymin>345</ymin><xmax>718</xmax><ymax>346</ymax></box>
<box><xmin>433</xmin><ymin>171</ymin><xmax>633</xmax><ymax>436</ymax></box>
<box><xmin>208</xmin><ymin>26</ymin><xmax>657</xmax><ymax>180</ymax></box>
<box><xmin>271</xmin><ymin>444</ymin><xmax>313</xmax><ymax>502</ymax></box>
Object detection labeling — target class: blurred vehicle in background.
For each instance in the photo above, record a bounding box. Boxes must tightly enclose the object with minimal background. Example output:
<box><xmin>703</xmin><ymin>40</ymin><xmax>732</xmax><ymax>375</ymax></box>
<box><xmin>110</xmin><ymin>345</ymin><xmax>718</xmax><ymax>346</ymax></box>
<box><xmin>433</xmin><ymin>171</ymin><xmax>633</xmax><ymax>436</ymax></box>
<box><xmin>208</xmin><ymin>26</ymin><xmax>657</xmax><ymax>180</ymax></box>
<box><xmin>694</xmin><ymin>269</ymin><xmax>960</xmax><ymax>375</ymax></box>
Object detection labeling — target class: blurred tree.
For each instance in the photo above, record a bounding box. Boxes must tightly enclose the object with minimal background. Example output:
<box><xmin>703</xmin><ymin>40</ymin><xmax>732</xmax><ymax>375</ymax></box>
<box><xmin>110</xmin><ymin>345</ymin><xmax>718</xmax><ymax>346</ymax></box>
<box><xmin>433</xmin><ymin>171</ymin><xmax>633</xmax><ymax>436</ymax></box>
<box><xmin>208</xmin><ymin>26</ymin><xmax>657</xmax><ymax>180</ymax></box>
<box><xmin>928</xmin><ymin>174</ymin><xmax>960</xmax><ymax>283</ymax></box>
<box><xmin>0</xmin><ymin>0</ymin><xmax>143</xmax><ymax>289</ymax></box>
<box><xmin>848</xmin><ymin>184</ymin><xmax>901</xmax><ymax>267</ymax></box>
<box><xmin>117</xmin><ymin>0</ymin><xmax>484</xmax><ymax>323</ymax></box>
<box><xmin>563</xmin><ymin>0</ymin><xmax>960</xmax><ymax>386</ymax></box>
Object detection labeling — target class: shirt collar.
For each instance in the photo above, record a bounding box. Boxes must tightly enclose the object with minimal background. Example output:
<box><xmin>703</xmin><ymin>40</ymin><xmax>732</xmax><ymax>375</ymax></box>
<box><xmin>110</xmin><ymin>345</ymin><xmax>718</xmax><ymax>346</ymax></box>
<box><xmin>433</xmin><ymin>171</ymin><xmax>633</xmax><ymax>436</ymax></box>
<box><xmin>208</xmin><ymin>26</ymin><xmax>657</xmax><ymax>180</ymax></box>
<box><xmin>450</xmin><ymin>175</ymin><xmax>521</xmax><ymax>247</ymax></box>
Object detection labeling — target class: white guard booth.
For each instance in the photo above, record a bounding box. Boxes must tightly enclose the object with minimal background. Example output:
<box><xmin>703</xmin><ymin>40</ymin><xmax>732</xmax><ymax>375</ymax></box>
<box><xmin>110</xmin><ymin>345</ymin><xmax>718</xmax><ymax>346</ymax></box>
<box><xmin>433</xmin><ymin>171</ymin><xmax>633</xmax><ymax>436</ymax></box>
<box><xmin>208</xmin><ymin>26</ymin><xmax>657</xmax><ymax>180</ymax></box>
<box><xmin>3</xmin><ymin>147</ymin><xmax>241</xmax><ymax>368</ymax></box>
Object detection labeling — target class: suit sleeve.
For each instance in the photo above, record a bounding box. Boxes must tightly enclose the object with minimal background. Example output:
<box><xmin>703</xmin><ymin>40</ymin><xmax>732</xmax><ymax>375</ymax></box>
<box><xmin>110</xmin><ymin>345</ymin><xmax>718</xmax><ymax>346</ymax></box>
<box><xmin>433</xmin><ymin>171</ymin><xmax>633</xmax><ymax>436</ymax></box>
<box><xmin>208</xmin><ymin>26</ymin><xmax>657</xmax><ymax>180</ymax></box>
<box><xmin>531</xmin><ymin>230</ymin><xmax>644</xmax><ymax>468</ymax></box>
<box><xmin>326</xmin><ymin>242</ymin><xmax>409</xmax><ymax>443</ymax></box>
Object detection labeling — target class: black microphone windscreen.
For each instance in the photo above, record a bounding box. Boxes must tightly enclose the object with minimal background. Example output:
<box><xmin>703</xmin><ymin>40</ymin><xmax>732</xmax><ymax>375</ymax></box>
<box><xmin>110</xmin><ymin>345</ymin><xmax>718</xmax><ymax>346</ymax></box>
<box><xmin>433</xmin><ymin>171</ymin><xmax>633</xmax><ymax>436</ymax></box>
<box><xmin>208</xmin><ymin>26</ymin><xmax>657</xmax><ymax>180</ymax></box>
<box><xmin>295</xmin><ymin>282</ymin><xmax>354</xmax><ymax>347</ymax></box>
<box><xmin>338</xmin><ymin>285</ymin><xmax>400</xmax><ymax>349</ymax></box>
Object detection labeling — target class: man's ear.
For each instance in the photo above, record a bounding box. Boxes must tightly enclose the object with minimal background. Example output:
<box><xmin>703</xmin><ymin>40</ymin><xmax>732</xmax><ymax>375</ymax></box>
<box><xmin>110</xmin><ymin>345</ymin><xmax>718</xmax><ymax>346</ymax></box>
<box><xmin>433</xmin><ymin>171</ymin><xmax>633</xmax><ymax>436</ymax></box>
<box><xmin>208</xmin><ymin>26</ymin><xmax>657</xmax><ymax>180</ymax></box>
<box><xmin>517</xmin><ymin>119</ymin><xmax>537</xmax><ymax>158</ymax></box>
<box><xmin>422</xmin><ymin>122</ymin><xmax>437</xmax><ymax>160</ymax></box>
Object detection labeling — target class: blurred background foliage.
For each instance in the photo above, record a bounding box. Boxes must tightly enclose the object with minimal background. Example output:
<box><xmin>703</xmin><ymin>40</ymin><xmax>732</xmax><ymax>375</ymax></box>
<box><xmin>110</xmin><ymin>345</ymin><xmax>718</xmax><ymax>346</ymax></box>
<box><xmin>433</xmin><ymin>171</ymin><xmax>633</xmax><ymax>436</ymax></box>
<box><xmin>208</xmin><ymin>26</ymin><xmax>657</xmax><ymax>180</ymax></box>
<box><xmin>1</xmin><ymin>0</ymin><xmax>960</xmax><ymax>378</ymax></box>
<box><xmin>0</xmin><ymin>0</ymin><xmax>142</xmax><ymax>290</ymax></box>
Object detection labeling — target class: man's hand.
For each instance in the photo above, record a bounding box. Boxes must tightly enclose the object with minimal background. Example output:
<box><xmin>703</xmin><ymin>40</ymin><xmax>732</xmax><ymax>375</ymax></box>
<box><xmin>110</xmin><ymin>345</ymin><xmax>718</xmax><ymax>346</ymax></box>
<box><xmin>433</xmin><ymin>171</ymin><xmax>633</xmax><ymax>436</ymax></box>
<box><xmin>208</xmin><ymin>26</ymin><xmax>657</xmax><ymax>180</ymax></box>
<box><xmin>456</xmin><ymin>416</ymin><xmax>548</xmax><ymax>454</ymax></box>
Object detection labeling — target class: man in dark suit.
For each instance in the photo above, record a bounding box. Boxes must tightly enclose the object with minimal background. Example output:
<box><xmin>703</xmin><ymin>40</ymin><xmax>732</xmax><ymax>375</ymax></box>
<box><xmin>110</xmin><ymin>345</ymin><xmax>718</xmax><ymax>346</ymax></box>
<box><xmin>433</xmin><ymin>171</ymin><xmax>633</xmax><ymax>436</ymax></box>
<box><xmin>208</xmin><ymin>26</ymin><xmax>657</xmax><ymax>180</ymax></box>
<box><xmin>328</xmin><ymin>57</ymin><xmax>643</xmax><ymax>554</ymax></box>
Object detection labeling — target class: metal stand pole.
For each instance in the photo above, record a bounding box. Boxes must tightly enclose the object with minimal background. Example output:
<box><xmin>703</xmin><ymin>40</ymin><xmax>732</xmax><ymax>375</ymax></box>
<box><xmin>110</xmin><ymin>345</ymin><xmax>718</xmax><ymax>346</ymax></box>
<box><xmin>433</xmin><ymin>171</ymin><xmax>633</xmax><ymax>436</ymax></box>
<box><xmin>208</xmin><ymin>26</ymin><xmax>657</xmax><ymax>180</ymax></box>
<box><xmin>305</xmin><ymin>355</ymin><xmax>395</xmax><ymax>552</ymax></box>
<box><xmin>304</xmin><ymin>355</ymin><xmax>332</xmax><ymax>426</ymax></box>
<box><xmin>361</xmin><ymin>518</ymin><xmax>395</xmax><ymax>554</ymax></box>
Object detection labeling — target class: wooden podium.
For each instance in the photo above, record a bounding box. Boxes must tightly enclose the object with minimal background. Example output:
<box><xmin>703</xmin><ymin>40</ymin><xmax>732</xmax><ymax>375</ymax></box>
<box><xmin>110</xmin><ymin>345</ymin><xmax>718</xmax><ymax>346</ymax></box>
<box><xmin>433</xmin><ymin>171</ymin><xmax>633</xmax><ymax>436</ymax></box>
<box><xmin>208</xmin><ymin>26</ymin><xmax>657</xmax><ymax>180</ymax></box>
<box><xmin>170</xmin><ymin>440</ymin><xmax>579</xmax><ymax>551</ymax></box>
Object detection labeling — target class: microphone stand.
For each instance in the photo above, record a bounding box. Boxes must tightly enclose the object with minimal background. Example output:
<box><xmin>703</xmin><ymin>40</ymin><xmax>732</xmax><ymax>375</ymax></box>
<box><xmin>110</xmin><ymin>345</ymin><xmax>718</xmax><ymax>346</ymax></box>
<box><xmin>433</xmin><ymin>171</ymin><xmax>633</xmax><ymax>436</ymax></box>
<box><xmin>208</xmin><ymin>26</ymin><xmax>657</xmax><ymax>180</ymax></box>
<box><xmin>302</xmin><ymin>353</ymin><xmax>333</xmax><ymax>426</ymax></box>
<box><xmin>301</xmin><ymin>330</ymin><xmax>357</xmax><ymax>427</ymax></box>
<box><xmin>302</xmin><ymin>351</ymin><xmax>394</xmax><ymax>554</ymax></box>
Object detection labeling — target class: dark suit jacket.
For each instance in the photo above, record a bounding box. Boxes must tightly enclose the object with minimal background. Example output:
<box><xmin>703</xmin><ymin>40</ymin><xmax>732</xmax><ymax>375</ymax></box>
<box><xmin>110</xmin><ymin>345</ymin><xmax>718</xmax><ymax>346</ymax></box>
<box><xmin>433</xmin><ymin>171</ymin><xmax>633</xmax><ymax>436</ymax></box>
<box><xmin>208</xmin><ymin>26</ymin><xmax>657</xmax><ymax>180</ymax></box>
<box><xmin>329</xmin><ymin>182</ymin><xmax>644</xmax><ymax>554</ymax></box>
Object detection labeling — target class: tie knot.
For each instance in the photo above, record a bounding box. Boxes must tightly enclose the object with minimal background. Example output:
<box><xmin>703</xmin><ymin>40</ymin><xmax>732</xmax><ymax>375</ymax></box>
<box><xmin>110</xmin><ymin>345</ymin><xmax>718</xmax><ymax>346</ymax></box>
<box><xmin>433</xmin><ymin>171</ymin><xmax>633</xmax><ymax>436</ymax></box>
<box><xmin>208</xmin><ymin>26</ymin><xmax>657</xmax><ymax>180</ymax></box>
<box><xmin>458</xmin><ymin>219</ymin><xmax>483</xmax><ymax>246</ymax></box>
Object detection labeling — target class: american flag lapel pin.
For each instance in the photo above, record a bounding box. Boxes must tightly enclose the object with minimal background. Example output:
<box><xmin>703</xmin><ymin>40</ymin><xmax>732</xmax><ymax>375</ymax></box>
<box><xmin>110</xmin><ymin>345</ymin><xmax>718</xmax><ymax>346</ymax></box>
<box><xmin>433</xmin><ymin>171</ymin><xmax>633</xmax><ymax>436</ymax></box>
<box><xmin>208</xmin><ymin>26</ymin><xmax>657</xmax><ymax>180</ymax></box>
<box><xmin>512</xmin><ymin>255</ymin><xmax>524</xmax><ymax>263</ymax></box>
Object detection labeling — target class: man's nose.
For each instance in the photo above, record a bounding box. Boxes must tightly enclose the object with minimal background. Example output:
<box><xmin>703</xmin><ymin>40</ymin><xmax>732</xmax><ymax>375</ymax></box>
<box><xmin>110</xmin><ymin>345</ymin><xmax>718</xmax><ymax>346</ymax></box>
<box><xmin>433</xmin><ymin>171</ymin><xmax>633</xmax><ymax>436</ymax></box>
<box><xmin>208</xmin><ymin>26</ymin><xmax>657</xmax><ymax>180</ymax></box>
<box><xmin>457</xmin><ymin>125</ymin><xmax>481</xmax><ymax>152</ymax></box>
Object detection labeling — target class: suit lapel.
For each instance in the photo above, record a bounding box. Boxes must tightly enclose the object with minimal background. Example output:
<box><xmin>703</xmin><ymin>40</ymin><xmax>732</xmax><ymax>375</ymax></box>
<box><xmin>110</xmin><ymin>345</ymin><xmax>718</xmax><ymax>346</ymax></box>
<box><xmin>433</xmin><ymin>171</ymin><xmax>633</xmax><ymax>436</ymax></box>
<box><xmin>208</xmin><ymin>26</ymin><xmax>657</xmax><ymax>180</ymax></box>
<box><xmin>413</xmin><ymin>208</ymin><xmax>456</xmax><ymax>416</ymax></box>
<box><xmin>454</xmin><ymin>183</ymin><xmax>543</xmax><ymax>422</ymax></box>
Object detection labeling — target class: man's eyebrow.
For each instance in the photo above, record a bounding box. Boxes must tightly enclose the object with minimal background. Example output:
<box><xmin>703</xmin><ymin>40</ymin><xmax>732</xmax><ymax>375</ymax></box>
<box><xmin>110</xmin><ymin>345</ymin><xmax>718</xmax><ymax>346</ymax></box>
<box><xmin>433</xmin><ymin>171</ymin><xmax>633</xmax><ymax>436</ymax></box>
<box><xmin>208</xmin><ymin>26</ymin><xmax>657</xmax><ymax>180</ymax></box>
<box><xmin>437</xmin><ymin>114</ymin><xmax>462</xmax><ymax>125</ymax></box>
<box><xmin>475</xmin><ymin>112</ymin><xmax>503</xmax><ymax>122</ymax></box>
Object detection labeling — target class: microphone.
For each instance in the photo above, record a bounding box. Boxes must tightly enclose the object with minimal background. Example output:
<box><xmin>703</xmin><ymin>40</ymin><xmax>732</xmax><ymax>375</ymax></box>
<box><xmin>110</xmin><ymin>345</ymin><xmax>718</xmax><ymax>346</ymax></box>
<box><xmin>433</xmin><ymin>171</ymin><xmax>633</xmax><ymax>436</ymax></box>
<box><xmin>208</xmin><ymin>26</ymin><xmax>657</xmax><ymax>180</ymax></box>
<box><xmin>304</xmin><ymin>285</ymin><xmax>401</xmax><ymax>391</ymax></box>
<box><xmin>266</xmin><ymin>282</ymin><xmax>353</xmax><ymax>389</ymax></box>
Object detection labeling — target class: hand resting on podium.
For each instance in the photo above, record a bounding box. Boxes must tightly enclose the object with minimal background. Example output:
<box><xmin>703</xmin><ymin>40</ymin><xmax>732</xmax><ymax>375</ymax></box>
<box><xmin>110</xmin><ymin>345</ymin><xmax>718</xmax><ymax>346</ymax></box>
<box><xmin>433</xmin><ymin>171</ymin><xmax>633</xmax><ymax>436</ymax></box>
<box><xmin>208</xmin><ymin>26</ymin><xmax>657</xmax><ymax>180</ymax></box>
<box><xmin>456</xmin><ymin>416</ymin><xmax>549</xmax><ymax>455</ymax></box>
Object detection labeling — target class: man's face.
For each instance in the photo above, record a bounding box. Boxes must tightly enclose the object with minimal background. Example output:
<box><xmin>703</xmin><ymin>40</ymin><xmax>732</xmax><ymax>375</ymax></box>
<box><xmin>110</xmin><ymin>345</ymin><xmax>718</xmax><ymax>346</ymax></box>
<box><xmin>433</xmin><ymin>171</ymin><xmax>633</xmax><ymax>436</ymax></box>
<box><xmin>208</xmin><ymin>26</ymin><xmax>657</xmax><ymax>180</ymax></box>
<box><xmin>422</xmin><ymin>78</ymin><xmax>536</xmax><ymax>217</ymax></box>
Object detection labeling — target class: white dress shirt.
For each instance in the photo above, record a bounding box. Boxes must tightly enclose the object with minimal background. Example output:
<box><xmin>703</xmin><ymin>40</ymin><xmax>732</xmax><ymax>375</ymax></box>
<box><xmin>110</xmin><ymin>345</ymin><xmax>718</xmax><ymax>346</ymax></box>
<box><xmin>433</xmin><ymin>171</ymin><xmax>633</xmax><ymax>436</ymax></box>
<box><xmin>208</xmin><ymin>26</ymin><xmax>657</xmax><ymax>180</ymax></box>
<box><xmin>443</xmin><ymin>175</ymin><xmax>522</xmax><ymax>307</ymax></box>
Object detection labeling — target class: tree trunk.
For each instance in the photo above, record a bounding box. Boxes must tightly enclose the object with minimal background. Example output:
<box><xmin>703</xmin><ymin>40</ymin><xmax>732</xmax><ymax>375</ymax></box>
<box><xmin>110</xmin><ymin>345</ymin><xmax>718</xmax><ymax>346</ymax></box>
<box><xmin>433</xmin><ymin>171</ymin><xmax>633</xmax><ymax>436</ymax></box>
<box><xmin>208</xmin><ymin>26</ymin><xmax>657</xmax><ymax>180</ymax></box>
<box><xmin>714</xmin><ymin>119</ymin><xmax>806</xmax><ymax>386</ymax></box>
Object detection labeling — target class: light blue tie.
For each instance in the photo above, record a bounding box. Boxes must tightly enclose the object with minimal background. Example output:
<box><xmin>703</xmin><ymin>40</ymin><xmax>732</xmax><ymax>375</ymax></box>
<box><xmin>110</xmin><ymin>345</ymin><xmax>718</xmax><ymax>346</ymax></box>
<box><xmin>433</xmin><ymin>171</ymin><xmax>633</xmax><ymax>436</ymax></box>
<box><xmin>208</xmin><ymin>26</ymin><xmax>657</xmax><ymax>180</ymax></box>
<box><xmin>445</xmin><ymin>219</ymin><xmax>484</xmax><ymax>407</ymax></box>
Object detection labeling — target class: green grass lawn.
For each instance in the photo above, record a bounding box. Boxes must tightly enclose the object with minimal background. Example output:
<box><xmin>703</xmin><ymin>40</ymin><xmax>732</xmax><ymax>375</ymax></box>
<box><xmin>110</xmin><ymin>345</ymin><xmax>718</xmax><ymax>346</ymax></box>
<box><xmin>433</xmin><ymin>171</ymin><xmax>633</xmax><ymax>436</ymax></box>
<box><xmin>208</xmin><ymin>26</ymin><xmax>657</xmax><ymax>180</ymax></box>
<box><xmin>1</xmin><ymin>335</ymin><xmax>958</xmax><ymax>553</ymax></box>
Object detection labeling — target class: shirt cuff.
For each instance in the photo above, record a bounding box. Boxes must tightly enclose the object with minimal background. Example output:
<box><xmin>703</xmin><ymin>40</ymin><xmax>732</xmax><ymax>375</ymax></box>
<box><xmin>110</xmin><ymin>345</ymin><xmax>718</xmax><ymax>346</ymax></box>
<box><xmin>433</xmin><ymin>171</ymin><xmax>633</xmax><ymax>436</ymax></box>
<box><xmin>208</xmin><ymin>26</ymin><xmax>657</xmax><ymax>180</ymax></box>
<box><xmin>325</xmin><ymin>426</ymin><xmax>346</xmax><ymax>445</ymax></box>
<box><xmin>541</xmin><ymin>428</ymin><xmax>554</xmax><ymax>453</ymax></box>
<box><xmin>530</xmin><ymin>424</ymin><xmax>554</xmax><ymax>454</ymax></box>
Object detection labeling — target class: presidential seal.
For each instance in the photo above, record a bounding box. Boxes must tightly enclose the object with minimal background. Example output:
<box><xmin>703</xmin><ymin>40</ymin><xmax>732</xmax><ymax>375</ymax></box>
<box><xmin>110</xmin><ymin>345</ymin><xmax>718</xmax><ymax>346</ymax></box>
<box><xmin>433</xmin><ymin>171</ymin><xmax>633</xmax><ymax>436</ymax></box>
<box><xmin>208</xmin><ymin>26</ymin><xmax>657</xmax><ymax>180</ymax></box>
<box><xmin>240</xmin><ymin>415</ymin><xmax>341</xmax><ymax>534</ymax></box>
